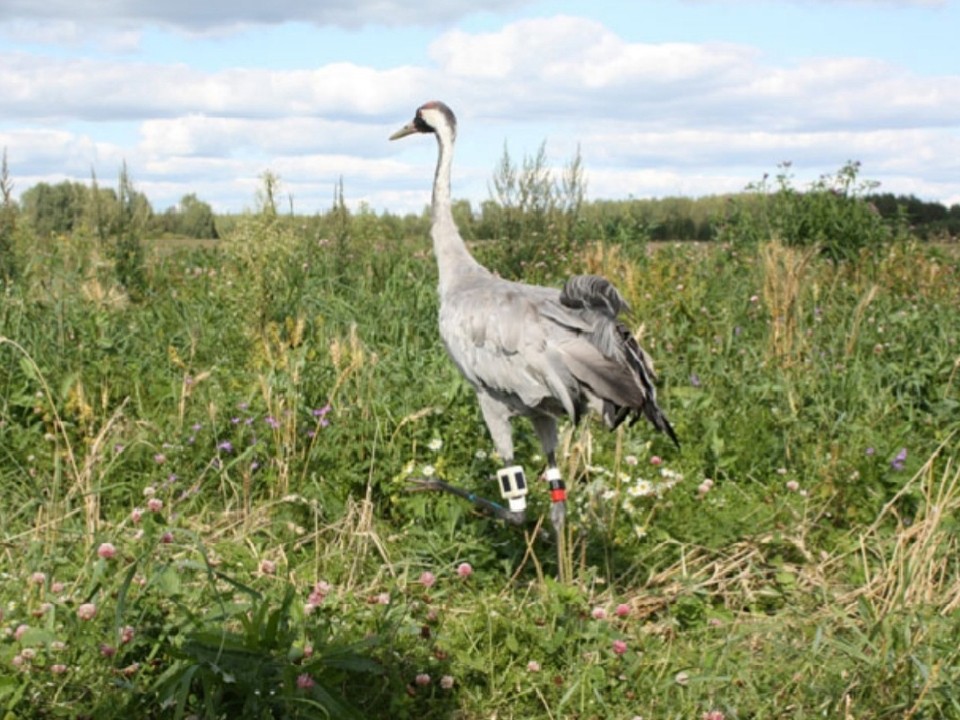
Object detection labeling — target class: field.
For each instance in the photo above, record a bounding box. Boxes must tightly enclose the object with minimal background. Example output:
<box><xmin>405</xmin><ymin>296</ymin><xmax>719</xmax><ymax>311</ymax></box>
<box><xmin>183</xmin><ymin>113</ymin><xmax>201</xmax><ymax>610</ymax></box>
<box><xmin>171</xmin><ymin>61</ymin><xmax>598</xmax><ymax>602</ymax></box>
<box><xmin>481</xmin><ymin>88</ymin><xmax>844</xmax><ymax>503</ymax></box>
<box><xmin>1</xmin><ymin>212</ymin><xmax>959</xmax><ymax>719</ymax></box>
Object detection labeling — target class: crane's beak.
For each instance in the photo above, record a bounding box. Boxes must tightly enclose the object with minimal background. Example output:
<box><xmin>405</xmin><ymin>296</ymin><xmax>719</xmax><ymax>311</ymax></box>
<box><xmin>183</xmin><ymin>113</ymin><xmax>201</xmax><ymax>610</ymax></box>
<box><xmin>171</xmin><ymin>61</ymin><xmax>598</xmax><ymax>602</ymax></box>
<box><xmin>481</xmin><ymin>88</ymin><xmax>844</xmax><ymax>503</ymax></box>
<box><xmin>389</xmin><ymin>121</ymin><xmax>418</xmax><ymax>141</ymax></box>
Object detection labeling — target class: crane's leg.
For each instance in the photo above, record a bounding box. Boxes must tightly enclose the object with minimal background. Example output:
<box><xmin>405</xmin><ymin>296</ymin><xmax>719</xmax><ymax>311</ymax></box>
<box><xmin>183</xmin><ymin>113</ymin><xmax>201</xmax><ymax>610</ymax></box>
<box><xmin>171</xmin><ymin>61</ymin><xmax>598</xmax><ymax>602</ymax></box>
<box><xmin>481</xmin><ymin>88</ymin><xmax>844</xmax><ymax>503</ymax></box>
<box><xmin>531</xmin><ymin>416</ymin><xmax>570</xmax><ymax>581</ymax></box>
<box><xmin>531</xmin><ymin>417</ymin><xmax>566</xmax><ymax>536</ymax></box>
<box><xmin>476</xmin><ymin>394</ymin><xmax>531</xmax><ymax>518</ymax></box>
<box><xmin>406</xmin><ymin>476</ymin><xmax>525</xmax><ymax>524</ymax></box>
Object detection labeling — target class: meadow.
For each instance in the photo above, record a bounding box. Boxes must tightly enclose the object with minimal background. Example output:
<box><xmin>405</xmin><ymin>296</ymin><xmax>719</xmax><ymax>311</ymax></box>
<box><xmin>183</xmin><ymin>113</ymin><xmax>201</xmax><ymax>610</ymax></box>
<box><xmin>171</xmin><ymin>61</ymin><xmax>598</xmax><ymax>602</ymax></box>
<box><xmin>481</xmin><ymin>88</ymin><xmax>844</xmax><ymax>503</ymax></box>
<box><xmin>1</xmin><ymin>192</ymin><xmax>959</xmax><ymax>718</ymax></box>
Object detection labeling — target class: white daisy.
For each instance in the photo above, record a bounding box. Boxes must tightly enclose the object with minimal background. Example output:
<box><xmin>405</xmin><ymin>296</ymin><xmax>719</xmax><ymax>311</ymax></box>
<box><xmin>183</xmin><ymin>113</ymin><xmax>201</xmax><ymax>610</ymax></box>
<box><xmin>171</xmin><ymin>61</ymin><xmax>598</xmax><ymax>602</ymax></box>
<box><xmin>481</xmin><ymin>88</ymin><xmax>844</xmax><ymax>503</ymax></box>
<box><xmin>628</xmin><ymin>479</ymin><xmax>654</xmax><ymax>497</ymax></box>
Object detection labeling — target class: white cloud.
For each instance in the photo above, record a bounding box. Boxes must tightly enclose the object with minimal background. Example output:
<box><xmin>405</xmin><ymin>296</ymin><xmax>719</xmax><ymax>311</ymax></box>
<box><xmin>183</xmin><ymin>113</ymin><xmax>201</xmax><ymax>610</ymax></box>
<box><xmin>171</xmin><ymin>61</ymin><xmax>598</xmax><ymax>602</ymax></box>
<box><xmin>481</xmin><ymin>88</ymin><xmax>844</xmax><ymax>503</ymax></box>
<box><xmin>573</xmin><ymin>125</ymin><xmax>960</xmax><ymax>205</ymax></box>
<box><xmin>584</xmin><ymin>127</ymin><xmax>960</xmax><ymax>168</ymax></box>
<box><xmin>138</xmin><ymin>116</ymin><xmax>384</xmax><ymax>158</ymax></box>
<box><xmin>429</xmin><ymin>16</ymin><xmax>759</xmax><ymax>121</ymax></box>
<box><xmin>587</xmin><ymin>166</ymin><xmax>750</xmax><ymax>200</ymax></box>
<box><xmin>0</xmin><ymin>53</ymin><xmax>426</xmax><ymax>122</ymax></box>
<box><xmin>426</xmin><ymin>16</ymin><xmax>960</xmax><ymax>134</ymax></box>
<box><xmin>432</xmin><ymin>16</ymin><xmax>753</xmax><ymax>87</ymax></box>
<box><xmin>2</xmin><ymin>12</ymin><xmax>958</xmax><ymax>211</ymax></box>
<box><xmin>0</xmin><ymin>128</ymin><xmax>126</xmax><ymax>177</ymax></box>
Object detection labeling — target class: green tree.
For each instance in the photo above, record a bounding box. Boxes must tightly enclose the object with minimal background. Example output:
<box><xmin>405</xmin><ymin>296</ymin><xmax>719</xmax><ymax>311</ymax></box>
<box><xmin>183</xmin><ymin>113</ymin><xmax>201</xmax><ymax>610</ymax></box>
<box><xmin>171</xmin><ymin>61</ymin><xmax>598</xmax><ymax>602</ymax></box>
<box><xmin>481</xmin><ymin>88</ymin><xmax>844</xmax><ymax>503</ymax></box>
<box><xmin>517</xmin><ymin>140</ymin><xmax>554</xmax><ymax>236</ymax></box>
<box><xmin>489</xmin><ymin>142</ymin><xmax>520</xmax><ymax>240</ymax></box>
<box><xmin>558</xmin><ymin>143</ymin><xmax>587</xmax><ymax>242</ymax></box>
<box><xmin>451</xmin><ymin>199</ymin><xmax>476</xmax><ymax>240</ymax></box>
<box><xmin>0</xmin><ymin>148</ymin><xmax>17</xmax><ymax>284</ymax></box>
<box><xmin>20</xmin><ymin>180</ymin><xmax>88</xmax><ymax>236</ymax></box>
<box><xmin>112</xmin><ymin>161</ymin><xmax>148</xmax><ymax>296</ymax></box>
<box><xmin>257</xmin><ymin>170</ymin><xmax>281</xmax><ymax>217</ymax></box>
<box><xmin>85</xmin><ymin>169</ymin><xmax>114</xmax><ymax>243</ymax></box>
<box><xmin>177</xmin><ymin>193</ymin><xmax>219</xmax><ymax>239</ymax></box>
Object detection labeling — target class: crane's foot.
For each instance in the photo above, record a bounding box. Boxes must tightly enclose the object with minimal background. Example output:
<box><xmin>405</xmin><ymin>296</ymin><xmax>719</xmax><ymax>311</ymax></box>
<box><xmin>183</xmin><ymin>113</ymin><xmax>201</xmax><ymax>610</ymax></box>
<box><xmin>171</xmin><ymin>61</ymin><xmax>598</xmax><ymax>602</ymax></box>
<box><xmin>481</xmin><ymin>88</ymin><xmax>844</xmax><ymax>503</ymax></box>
<box><xmin>406</xmin><ymin>476</ymin><xmax>526</xmax><ymax>526</ymax></box>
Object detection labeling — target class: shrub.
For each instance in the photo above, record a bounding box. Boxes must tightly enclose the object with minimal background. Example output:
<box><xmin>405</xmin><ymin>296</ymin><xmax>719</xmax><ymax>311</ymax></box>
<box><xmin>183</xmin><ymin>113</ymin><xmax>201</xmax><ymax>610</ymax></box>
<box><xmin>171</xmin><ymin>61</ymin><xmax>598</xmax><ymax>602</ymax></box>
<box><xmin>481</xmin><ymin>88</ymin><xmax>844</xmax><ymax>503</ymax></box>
<box><xmin>718</xmin><ymin>161</ymin><xmax>900</xmax><ymax>261</ymax></box>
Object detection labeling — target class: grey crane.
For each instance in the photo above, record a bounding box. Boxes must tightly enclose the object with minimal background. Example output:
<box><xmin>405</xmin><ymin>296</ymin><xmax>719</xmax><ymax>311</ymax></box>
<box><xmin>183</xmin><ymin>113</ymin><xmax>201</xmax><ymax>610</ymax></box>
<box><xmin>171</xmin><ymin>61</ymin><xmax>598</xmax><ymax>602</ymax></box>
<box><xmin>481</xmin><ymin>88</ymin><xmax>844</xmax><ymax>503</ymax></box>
<box><xmin>390</xmin><ymin>100</ymin><xmax>678</xmax><ymax>539</ymax></box>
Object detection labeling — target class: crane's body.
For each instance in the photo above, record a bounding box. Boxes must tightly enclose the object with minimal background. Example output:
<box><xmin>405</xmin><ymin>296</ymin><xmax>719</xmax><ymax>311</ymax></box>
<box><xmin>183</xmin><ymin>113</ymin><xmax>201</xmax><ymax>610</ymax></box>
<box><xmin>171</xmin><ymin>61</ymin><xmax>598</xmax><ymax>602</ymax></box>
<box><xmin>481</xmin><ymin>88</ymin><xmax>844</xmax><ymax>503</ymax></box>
<box><xmin>391</xmin><ymin>101</ymin><xmax>677</xmax><ymax>536</ymax></box>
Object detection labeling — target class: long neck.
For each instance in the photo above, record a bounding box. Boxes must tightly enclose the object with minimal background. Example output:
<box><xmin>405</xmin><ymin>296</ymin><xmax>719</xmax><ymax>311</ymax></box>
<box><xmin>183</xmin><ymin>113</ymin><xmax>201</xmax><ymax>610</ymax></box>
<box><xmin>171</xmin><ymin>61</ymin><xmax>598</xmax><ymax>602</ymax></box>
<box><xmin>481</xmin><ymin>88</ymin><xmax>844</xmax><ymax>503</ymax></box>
<box><xmin>431</xmin><ymin>124</ymin><xmax>485</xmax><ymax>293</ymax></box>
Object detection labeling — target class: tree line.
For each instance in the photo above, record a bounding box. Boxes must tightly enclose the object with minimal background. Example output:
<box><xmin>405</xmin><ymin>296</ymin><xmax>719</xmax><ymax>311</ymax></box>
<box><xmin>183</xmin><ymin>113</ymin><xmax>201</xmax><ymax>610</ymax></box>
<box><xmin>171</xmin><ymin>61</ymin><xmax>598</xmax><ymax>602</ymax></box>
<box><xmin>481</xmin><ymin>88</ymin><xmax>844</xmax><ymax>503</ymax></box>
<box><xmin>6</xmin><ymin>151</ymin><xmax>959</xmax><ymax>252</ymax></box>
<box><xmin>17</xmin><ymin>174</ymin><xmax>218</xmax><ymax>240</ymax></box>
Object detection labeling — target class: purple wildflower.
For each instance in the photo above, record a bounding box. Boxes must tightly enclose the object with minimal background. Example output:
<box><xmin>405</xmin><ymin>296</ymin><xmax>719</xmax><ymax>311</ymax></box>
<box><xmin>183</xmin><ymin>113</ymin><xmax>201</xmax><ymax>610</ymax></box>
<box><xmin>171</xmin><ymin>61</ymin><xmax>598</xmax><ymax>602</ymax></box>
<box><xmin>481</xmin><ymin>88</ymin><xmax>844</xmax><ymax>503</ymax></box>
<box><xmin>690</xmin><ymin>373</ymin><xmax>702</xmax><ymax>388</ymax></box>
<box><xmin>265</xmin><ymin>416</ymin><xmax>280</xmax><ymax>430</ymax></box>
<box><xmin>891</xmin><ymin>448</ymin><xmax>907</xmax><ymax>471</ymax></box>
<box><xmin>217</xmin><ymin>440</ymin><xmax>234</xmax><ymax>453</ymax></box>
<box><xmin>311</xmin><ymin>404</ymin><xmax>332</xmax><ymax>429</ymax></box>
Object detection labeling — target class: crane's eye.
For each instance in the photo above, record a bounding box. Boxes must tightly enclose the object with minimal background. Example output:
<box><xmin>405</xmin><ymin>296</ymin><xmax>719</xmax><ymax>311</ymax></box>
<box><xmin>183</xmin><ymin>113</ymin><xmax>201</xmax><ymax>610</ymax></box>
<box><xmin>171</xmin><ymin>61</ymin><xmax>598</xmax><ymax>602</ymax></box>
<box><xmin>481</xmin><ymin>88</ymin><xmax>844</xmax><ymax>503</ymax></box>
<box><xmin>413</xmin><ymin>115</ymin><xmax>432</xmax><ymax>133</ymax></box>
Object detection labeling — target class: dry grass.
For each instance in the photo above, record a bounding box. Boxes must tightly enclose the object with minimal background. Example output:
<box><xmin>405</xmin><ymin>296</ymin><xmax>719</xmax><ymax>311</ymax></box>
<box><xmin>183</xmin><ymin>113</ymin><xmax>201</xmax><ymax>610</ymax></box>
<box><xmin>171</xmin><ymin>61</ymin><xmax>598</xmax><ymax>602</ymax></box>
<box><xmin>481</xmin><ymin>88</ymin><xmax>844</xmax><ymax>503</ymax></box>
<box><xmin>760</xmin><ymin>240</ymin><xmax>817</xmax><ymax>366</ymax></box>
<box><xmin>848</xmin><ymin>435</ymin><xmax>960</xmax><ymax>617</ymax></box>
<box><xmin>0</xmin><ymin>336</ymin><xmax>127</xmax><ymax>545</ymax></box>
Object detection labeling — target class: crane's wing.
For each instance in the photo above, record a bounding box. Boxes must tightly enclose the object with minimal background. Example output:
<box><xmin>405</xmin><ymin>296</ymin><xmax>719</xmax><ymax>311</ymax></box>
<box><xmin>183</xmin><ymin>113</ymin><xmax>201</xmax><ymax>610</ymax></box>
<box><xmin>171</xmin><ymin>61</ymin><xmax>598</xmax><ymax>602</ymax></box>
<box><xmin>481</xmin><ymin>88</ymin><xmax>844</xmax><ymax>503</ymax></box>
<box><xmin>549</xmin><ymin>275</ymin><xmax>678</xmax><ymax>445</ymax></box>
<box><xmin>439</xmin><ymin>274</ymin><xmax>678</xmax><ymax>447</ymax></box>
<box><xmin>439</xmin><ymin>277</ymin><xmax>582</xmax><ymax>420</ymax></box>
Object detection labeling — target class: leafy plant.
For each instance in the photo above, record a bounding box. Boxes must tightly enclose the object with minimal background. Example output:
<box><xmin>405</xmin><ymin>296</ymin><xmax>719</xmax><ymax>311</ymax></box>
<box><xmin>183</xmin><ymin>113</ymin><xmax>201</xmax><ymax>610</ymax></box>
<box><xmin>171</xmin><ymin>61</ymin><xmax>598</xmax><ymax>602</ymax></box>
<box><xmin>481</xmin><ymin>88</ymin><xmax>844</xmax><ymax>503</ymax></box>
<box><xmin>152</xmin><ymin>584</ymin><xmax>381</xmax><ymax>719</ymax></box>
<box><xmin>719</xmin><ymin>160</ymin><xmax>900</xmax><ymax>261</ymax></box>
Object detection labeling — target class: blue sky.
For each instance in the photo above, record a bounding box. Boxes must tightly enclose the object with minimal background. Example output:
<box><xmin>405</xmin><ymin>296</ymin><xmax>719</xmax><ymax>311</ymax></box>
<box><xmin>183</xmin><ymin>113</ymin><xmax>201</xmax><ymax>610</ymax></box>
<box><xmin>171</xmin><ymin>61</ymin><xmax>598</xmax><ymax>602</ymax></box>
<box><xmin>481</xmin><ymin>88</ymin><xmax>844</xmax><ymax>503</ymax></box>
<box><xmin>1</xmin><ymin>0</ymin><xmax>958</xmax><ymax>213</ymax></box>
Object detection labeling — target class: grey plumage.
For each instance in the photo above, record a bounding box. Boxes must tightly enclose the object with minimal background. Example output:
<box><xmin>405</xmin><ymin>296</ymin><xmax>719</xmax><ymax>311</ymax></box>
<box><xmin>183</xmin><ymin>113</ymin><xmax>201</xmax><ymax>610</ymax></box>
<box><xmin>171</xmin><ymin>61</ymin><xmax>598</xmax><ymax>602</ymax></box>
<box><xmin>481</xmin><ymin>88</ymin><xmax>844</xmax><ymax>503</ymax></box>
<box><xmin>391</xmin><ymin>101</ymin><xmax>677</xmax><ymax>530</ymax></box>
<box><xmin>438</xmin><ymin>271</ymin><xmax>677</xmax><ymax>444</ymax></box>
<box><xmin>559</xmin><ymin>273</ymin><xmax>630</xmax><ymax>316</ymax></box>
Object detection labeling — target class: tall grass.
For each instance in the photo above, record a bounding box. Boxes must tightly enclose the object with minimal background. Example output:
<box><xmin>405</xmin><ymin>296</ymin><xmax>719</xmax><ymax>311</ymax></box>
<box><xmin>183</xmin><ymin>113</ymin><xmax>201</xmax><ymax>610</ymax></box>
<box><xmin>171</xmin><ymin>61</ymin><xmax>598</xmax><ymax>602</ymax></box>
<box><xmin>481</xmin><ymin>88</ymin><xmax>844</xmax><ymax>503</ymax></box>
<box><xmin>1</xmin><ymin>200</ymin><xmax>959</xmax><ymax>717</ymax></box>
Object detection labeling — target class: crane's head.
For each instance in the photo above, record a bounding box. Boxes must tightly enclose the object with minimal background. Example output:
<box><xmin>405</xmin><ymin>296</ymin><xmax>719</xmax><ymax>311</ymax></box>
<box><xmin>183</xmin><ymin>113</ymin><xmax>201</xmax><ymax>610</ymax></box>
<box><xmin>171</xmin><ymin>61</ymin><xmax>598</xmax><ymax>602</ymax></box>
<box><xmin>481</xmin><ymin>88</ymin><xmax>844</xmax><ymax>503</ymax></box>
<box><xmin>389</xmin><ymin>101</ymin><xmax>457</xmax><ymax>142</ymax></box>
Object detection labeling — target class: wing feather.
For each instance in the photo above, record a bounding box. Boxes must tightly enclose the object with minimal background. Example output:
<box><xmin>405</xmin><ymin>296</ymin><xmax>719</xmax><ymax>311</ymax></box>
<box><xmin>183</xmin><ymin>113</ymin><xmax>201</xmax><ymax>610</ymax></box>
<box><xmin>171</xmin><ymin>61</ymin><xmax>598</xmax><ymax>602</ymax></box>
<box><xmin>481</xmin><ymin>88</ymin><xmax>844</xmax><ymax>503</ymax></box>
<box><xmin>438</xmin><ymin>272</ymin><xmax>678</xmax><ymax>447</ymax></box>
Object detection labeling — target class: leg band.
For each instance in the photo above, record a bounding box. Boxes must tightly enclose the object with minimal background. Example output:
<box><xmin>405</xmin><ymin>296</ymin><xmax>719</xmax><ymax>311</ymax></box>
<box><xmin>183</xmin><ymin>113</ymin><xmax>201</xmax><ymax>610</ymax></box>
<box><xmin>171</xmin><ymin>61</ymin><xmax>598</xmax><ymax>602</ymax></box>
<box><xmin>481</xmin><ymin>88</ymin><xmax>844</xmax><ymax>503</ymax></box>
<box><xmin>544</xmin><ymin>467</ymin><xmax>566</xmax><ymax>503</ymax></box>
<box><xmin>496</xmin><ymin>465</ymin><xmax>528</xmax><ymax>512</ymax></box>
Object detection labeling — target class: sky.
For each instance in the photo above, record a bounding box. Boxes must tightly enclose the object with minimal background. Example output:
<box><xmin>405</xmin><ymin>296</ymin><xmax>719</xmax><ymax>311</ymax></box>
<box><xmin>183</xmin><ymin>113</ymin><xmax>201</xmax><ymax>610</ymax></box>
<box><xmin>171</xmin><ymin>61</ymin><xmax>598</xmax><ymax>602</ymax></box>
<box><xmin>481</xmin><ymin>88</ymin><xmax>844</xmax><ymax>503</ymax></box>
<box><xmin>1</xmin><ymin>0</ymin><xmax>958</xmax><ymax>215</ymax></box>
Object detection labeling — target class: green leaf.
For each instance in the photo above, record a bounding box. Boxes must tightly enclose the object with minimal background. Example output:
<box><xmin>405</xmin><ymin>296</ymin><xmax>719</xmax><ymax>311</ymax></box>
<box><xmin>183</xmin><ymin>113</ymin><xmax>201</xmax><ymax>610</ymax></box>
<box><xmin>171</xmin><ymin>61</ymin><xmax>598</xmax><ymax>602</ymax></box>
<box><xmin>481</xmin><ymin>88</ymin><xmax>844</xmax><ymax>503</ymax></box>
<box><xmin>154</xmin><ymin>566</ymin><xmax>182</xmax><ymax>597</ymax></box>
